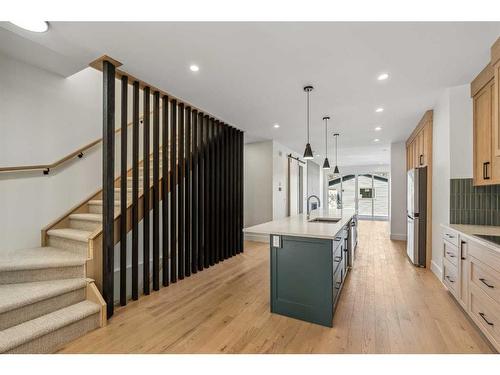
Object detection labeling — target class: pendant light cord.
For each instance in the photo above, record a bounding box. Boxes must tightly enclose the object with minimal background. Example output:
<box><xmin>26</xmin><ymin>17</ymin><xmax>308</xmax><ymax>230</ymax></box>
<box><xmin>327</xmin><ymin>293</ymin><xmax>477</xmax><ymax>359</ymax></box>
<box><xmin>324</xmin><ymin>118</ymin><xmax>328</xmax><ymax>156</ymax></box>
<box><xmin>335</xmin><ymin>134</ymin><xmax>338</xmax><ymax>165</ymax></box>
<box><xmin>306</xmin><ymin>90</ymin><xmax>310</xmax><ymax>143</ymax></box>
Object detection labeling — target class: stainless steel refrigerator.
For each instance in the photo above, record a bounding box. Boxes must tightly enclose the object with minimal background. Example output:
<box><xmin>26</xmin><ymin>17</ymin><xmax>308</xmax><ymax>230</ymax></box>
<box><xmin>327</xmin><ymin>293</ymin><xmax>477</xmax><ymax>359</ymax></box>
<box><xmin>406</xmin><ymin>167</ymin><xmax>427</xmax><ymax>267</ymax></box>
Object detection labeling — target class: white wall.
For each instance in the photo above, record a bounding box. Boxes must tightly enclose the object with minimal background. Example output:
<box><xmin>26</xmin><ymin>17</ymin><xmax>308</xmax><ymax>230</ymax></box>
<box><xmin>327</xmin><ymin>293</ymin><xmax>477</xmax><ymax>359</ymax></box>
<box><xmin>0</xmin><ymin>53</ymin><xmax>103</xmax><ymax>253</ymax></box>
<box><xmin>449</xmin><ymin>85</ymin><xmax>473</xmax><ymax>178</ymax></box>
<box><xmin>431</xmin><ymin>90</ymin><xmax>452</xmax><ymax>278</ymax></box>
<box><xmin>0</xmin><ymin>53</ymin><xmax>150</xmax><ymax>253</ymax></box>
<box><xmin>243</xmin><ymin>141</ymin><xmax>273</xmax><ymax>228</ymax></box>
<box><xmin>431</xmin><ymin>84</ymin><xmax>473</xmax><ymax>279</ymax></box>
<box><xmin>390</xmin><ymin>142</ymin><xmax>407</xmax><ymax>240</ymax></box>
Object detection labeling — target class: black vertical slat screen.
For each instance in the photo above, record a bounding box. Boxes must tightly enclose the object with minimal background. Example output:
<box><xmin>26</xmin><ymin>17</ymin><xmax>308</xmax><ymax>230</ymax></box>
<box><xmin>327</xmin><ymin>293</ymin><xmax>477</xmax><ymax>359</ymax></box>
<box><xmin>209</xmin><ymin>118</ymin><xmax>216</xmax><ymax>266</ymax></box>
<box><xmin>185</xmin><ymin>107</ymin><xmax>192</xmax><ymax>277</ymax></box>
<box><xmin>119</xmin><ymin>75</ymin><xmax>128</xmax><ymax>306</ymax></box>
<box><xmin>178</xmin><ymin>103</ymin><xmax>185</xmax><ymax>280</ymax></box>
<box><xmin>101</xmin><ymin>61</ymin><xmax>245</xmax><ymax>313</ymax></box>
<box><xmin>214</xmin><ymin>121</ymin><xmax>221</xmax><ymax>264</ymax></box>
<box><xmin>191</xmin><ymin>109</ymin><xmax>198</xmax><ymax>274</ymax></box>
<box><xmin>152</xmin><ymin>91</ymin><xmax>160</xmax><ymax>291</ymax></box>
<box><xmin>170</xmin><ymin>100</ymin><xmax>178</xmax><ymax>283</ymax></box>
<box><xmin>198</xmin><ymin>113</ymin><xmax>205</xmax><ymax>271</ymax></box>
<box><xmin>203</xmin><ymin>115</ymin><xmax>210</xmax><ymax>269</ymax></box>
<box><xmin>161</xmin><ymin>95</ymin><xmax>169</xmax><ymax>287</ymax></box>
<box><xmin>143</xmin><ymin>86</ymin><xmax>151</xmax><ymax>296</ymax></box>
<box><xmin>102</xmin><ymin>61</ymin><xmax>115</xmax><ymax>319</ymax></box>
<box><xmin>239</xmin><ymin>131</ymin><xmax>244</xmax><ymax>252</ymax></box>
<box><xmin>131</xmin><ymin>81</ymin><xmax>140</xmax><ymax>301</ymax></box>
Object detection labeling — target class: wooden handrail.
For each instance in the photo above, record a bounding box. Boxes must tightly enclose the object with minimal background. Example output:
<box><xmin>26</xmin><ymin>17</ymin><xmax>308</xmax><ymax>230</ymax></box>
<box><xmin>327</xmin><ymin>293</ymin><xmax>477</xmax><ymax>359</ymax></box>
<box><xmin>0</xmin><ymin>115</ymin><xmax>145</xmax><ymax>175</ymax></box>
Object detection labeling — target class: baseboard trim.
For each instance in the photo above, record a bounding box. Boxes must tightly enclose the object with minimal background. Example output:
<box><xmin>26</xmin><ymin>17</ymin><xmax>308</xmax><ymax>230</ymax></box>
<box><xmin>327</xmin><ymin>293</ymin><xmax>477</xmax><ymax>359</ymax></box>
<box><xmin>390</xmin><ymin>233</ymin><xmax>407</xmax><ymax>241</ymax></box>
<box><xmin>244</xmin><ymin>233</ymin><xmax>269</xmax><ymax>243</ymax></box>
<box><xmin>431</xmin><ymin>260</ymin><xmax>443</xmax><ymax>280</ymax></box>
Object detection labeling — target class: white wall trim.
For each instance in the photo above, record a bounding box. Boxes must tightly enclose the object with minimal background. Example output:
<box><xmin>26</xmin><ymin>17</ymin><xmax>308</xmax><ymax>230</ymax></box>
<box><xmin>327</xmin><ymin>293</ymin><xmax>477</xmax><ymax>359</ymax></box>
<box><xmin>390</xmin><ymin>233</ymin><xmax>407</xmax><ymax>241</ymax></box>
<box><xmin>244</xmin><ymin>233</ymin><xmax>269</xmax><ymax>243</ymax></box>
<box><xmin>431</xmin><ymin>260</ymin><xmax>443</xmax><ymax>280</ymax></box>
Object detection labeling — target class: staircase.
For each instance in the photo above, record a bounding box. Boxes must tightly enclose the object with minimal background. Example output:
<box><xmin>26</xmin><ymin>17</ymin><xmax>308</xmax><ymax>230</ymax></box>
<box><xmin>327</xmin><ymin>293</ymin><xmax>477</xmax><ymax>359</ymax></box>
<box><xmin>0</xmin><ymin>153</ymin><xmax>159</xmax><ymax>353</ymax></box>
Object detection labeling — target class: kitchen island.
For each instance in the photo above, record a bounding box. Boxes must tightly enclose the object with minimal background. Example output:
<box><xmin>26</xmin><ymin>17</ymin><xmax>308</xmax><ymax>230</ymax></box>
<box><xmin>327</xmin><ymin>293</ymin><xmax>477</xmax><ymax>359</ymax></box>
<box><xmin>244</xmin><ymin>208</ymin><xmax>357</xmax><ymax>327</ymax></box>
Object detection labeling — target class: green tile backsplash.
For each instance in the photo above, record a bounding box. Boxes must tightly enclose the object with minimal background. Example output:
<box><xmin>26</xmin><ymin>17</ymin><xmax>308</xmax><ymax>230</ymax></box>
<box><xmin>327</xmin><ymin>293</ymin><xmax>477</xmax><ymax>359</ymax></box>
<box><xmin>450</xmin><ymin>178</ymin><xmax>500</xmax><ymax>225</ymax></box>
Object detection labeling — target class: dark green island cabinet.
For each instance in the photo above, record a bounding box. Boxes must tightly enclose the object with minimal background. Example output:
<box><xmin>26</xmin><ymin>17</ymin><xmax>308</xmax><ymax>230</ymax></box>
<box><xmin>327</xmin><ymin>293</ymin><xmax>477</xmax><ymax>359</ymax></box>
<box><xmin>270</xmin><ymin>220</ymin><xmax>355</xmax><ymax>327</ymax></box>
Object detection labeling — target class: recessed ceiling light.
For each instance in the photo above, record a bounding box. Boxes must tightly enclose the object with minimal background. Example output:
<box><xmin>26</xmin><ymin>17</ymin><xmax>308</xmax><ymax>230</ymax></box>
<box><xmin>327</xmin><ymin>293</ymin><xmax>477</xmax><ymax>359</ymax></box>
<box><xmin>375</xmin><ymin>126</ymin><xmax>382</xmax><ymax>131</ymax></box>
<box><xmin>375</xmin><ymin>107</ymin><xmax>384</xmax><ymax>113</ymax></box>
<box><xmin>377</xmin><ymin>73</ymin><xmax>389</xmax><ymax>81</ymax></box>
<box><xmin>189</xmin><ymin>64</ymin><xmax>200</xmax><ymax>72</ymax></box>
<box><xmin>273</xmin><ymin>123</ymin><xmax>280</xmax><ymax>129</ymax></box>
<box><xmin>10</xmin><ymin>21</ymin><xmax>49</xmax><ymax>33</ymax></box>
<box><xmin>373</xmin><ymin>138</ymin><xmax>380</xmax><ymax>143</ymax></box>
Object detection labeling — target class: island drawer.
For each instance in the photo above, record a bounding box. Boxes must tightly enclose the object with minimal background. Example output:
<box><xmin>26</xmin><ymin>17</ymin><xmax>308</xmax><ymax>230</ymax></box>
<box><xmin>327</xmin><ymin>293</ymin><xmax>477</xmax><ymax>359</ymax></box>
<box><xmin>333</xmin><ymin>266</ymin><xmax>343</xmax><ymax>305</ymax></box>
<box><xmin>333</xmin><ymin>242</ymin><xmax>343</xmax><ymax>274</ymax></box>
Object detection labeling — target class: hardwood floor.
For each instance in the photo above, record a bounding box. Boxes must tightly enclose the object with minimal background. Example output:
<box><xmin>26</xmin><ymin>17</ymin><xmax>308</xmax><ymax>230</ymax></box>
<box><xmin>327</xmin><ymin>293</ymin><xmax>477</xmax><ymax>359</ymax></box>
<box><xmin>58</xmin><ymin>220</ymin><xmax>494</xmax><ymax>353</ymax></box>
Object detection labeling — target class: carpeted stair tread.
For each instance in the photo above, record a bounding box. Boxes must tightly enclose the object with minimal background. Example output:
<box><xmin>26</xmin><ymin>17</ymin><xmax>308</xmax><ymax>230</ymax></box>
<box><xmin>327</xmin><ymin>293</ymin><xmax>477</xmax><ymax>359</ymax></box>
<box><xmin>0</xmin><ymin>278</ymin><xmax>87</xmax><ymax>314</ymax></box>
<box><xmin>69</xmin><ymin>213</ymin><xmax>102</xmax><ymax>222</ymax></box>
<box><xmin>46</xmin><ymin>228</ymin><xmax>92</xmax><ymax>242</ymax></box>
<box><xmin>0</xmin><ymin>300</ymin><xmax>100</xmax><ymax>353</ymax></box>
<box><xmin>0</xmin><ymin>247</ymin><xmax>86</xmax><ymax>272</ymax></box>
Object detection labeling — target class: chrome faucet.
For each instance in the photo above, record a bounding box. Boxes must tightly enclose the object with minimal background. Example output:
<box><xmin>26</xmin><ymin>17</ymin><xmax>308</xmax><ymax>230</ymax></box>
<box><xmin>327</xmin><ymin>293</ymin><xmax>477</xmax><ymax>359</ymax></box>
<box><xmin>307</xmin><ymin>195</ymin><xmax>321</xmax><ymax>220</ymax></box>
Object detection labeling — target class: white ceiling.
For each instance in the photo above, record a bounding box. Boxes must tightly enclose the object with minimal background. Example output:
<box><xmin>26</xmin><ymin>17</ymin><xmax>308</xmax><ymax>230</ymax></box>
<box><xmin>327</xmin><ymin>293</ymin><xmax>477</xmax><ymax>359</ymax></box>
<box><xmin>1</xmin><ymin>22</ymin><xmax>500</xmax><ymax>166</ymax></box>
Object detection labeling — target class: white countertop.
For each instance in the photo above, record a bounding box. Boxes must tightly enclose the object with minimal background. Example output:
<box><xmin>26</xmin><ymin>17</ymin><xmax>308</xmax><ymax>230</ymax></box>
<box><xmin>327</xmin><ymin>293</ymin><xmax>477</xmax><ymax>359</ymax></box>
<box><xmin>244</xmin><ymin>208</ymin><xmax>355</xmax><ymax>240</ymax></box>
<box><xmin>443</xmin><ymin>223</ymin><xmax>500</xmax><ymax>253</ymax></box>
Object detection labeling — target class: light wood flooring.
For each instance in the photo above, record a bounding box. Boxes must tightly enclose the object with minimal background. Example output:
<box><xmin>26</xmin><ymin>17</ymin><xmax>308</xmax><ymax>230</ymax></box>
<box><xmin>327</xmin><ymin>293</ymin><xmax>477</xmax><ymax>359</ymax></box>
<box><xmin>58</xmin><ymin>220</ymin><xmax>495</xmax><ymax>353</ymax></box>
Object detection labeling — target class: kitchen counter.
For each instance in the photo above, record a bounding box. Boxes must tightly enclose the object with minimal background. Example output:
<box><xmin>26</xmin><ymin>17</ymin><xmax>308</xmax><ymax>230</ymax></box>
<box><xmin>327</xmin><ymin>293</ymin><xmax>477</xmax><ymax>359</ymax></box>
<box><xmin>244</xmin><ymin>208</ymin><xmax>356</xmax><ymax>240</ymax></box>
<box><xmin>446</xmin><ymin>223</ymin><xmax>500</xmax><ymax>254</ymax></box>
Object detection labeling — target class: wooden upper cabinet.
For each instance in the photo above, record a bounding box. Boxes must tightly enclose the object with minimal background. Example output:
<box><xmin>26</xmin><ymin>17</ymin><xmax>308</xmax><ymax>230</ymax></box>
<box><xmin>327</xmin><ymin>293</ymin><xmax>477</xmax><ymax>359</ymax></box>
<box><xmin>473</xmin><ymin>80</ymin><xmax>493</xmax><ymax>185</ymax></box>
<box><xmin>406</xmin><ymin>111</ymin><xmax>432</xmax><ymax>170</ymax></box>
<box><xmin>471</xmin><ymin>36</ymin><xmax>500</xmax><ymax>186</ymax></box>
<box><xmin>493</xmin><ymin>38</ymin><xmax>500</xmax><ymax>157</ymax></box>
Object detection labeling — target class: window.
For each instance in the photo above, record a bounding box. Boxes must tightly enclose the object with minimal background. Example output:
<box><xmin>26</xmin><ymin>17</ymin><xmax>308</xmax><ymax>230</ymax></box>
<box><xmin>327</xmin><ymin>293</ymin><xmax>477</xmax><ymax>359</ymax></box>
<box><xmin>327</xmin><ymin>172</ymin><xmax>389</xmax><ymax>220</ymax></box>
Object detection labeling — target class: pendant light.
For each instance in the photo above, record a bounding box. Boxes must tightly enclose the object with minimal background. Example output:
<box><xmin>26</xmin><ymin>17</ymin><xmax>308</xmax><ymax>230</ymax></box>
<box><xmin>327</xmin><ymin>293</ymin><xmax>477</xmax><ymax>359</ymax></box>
<box><xmin>303</xmin><ymin>85</ymin><xmax>314</xmax><ymax>159</ymax></box>
<box><xmin>322</xmin><ymin>116</ymin><xmax>331</xmax><ymax>169</ymax></box>
<box><xmin>333</xmin><ymin>133</ymin><xmax>340</xmax><ymax>175</ymax></box>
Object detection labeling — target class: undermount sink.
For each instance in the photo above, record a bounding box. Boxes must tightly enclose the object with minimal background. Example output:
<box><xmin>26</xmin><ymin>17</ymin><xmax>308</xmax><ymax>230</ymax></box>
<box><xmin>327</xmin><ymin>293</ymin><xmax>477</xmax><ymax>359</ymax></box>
<box><xmin>308</xmin><ymin>217</ymin><xmax>341</xmax><ymax>223</ymax></box>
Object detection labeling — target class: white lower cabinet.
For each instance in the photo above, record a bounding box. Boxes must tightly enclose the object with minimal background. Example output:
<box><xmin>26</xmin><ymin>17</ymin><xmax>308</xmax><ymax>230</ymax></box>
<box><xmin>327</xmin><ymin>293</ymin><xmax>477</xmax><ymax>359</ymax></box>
<box><xmin>441</xmin><ymin>225</ymin><xmax>500</xmax><ymax>351</ymax></box>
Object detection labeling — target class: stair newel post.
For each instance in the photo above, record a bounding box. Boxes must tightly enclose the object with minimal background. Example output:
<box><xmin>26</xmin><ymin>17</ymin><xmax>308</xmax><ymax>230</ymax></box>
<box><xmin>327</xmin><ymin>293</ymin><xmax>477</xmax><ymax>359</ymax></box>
<box><xmin>161</xmin><ymin>95</ymin><xmax>169</xmax><ymax>287</ymax></box>
<box><xmin>120</xmin><ymin>75</ymin><xmax>128</xmax><ymax>307</ymax></box>
<box><xmin>143</xmin><ymin>86</ymin><xmax>151</xmax><ymax>295</ymax></box>
<box><xmin>132</xmin><ymin>81</ymin><xmax>140</xmax><ymax>301</ymax></box>
<box><xmin>152</xmin><ymin>91</ymin><xmax>160</xmax><ymax>291</ymax></box>
<box><xmin>102</xmin><ymin>60</ymin><xmax>116</xmax><ymax>319</ymax></box>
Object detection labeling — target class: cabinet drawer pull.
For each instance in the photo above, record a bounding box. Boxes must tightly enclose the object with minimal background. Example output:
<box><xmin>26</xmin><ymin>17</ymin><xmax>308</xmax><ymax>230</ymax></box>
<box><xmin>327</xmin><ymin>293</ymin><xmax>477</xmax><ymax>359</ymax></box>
<box><xmin>483</xmin><ymin>162</ymin><xmax>491</xmax><ymax>180</ymax></box>
<box><xmin>446</xmin><ymin>251</ymin><xmax>456</xmax><ymax>258</ymax></box>
<box><xmin>419</xmin><ymin>154</ymin><xmax>423</xmax><ymax>165</ymax></box>
<box><xmin>479</xmin><ymin>312</ymin><xmax>494</xmax><ymax>326</ymax></box>
<box><xmin>445</xmin><ymin>275</ymin><xmax>455</xmax><ymax>283</ymax></box>
<box><xmin>445</xmin><ymin>233</ymin><xmax>455</xmax><ymax>239</ymax></box>
<box><xmin>479</xmin><ymin>278</ymin><xmax>495</xmax><ymax>288</ymax></box>
<box><xmin>460</xmin><ymin>240</ymin><xmax>466</xmax><ymax>260</ymax></box>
